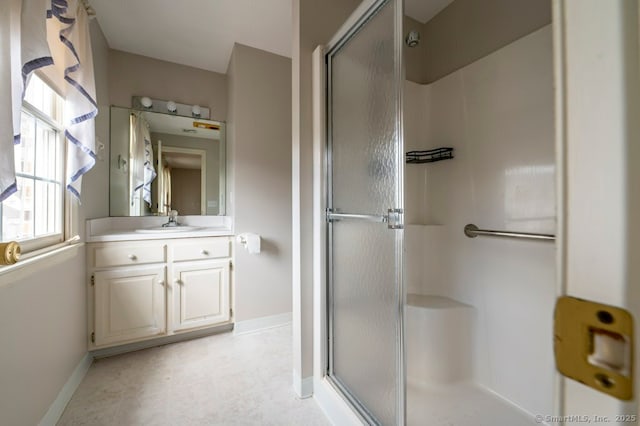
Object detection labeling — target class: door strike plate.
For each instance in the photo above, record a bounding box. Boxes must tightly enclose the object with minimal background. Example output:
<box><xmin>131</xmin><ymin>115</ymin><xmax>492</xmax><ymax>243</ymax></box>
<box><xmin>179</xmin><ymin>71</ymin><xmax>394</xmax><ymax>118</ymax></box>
<box><xmin>554</xmin><ymin>296</ymin><xmax>634</xmax><ymax>400</ymax></box>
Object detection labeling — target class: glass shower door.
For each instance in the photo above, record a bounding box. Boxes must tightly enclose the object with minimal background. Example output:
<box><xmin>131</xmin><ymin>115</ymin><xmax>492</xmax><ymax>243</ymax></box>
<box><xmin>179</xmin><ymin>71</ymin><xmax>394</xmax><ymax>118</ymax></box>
<box><xmin>325</xmin><ymin>0</ymin><xmax>404</xmax><ymax>424</ymax></box>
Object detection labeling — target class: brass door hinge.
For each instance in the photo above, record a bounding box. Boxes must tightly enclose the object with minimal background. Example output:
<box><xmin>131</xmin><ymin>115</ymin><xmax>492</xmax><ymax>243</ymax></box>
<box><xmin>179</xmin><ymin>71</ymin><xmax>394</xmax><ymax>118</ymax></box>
<box><xmin>90</xmin><ymin>275</ymin><xmax>95</xmax><ymax>286</ymax></box>
<box><xmin>90</xmin><ymin>332</ymin><xmax>95</xmax><ymax>343</ymax></box>
<box><xmin>555</xmin><ymin>296</ymin><xmax>634</xmax><ymax>400</ymax></box>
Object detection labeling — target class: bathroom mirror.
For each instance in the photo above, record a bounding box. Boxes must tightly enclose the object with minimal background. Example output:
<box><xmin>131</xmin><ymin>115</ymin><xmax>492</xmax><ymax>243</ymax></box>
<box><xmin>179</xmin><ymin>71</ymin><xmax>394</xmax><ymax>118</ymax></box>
<box><xmin>109</xmin><ymin>106</ymin><xmax>226</xmax><ymax>216</ymax></box>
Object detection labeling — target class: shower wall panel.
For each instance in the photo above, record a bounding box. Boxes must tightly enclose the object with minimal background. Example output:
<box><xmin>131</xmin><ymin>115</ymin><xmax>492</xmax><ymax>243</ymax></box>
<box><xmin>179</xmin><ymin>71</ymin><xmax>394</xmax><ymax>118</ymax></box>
<box><xmin>404</xmin><ymin>25</ymin><xmax>555</xmax><ymax>417</ymax></box>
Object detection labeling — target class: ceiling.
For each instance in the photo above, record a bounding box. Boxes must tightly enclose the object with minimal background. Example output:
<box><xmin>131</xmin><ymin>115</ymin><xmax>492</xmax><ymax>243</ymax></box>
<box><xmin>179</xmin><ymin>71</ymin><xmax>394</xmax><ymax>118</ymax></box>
<box><xmin>90</xmin><ymin>0</ymin><xmax>454</xmax><ymax>74</ymax></box>
<box><xmin>405</xmin><ymin>0</ymin><xmax>454</xmax><ymax>23</ymax></box>
<box><xmin>163</xmin><ymin>152</ymin><xmax>202</xmax><ymax>170</ymax></box>
<box><xmin>90</xmin><ymin>0</ymin><xmax>292</xmax><ymax>74</ymax></box>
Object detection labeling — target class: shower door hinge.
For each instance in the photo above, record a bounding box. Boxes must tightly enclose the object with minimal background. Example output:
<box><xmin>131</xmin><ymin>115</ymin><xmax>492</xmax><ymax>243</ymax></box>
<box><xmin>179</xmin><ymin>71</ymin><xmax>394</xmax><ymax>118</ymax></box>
<box><xmin>387</xmin><ymin>208</ymin><xmax>404</xmax><ymax>229</ymax></box>
<box><xmin>90</xmin><ymin>332</ymin><xmax>95</xmax><ymax>343</ymax></box>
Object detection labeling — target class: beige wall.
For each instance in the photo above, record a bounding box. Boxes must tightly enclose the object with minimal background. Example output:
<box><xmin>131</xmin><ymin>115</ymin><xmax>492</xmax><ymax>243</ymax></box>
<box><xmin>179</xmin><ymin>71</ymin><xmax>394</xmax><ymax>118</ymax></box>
<box><xmin>292</xmin><ymin>0</ymin><xmax>361</xmax><ymax>383</ymax></box>
<box><xmin>108</xmin><ymin>50</ymin><xmax>228</xmax><ymax>121</ymax></box>
<box><xmin>3</xmin><ymin>19</ymin><xmax>101</xmax><ymax>403</ymax></box>
<box><xmin>0</xmin><ymin>251</ymin><xmax>87</xmax><ymax>426</ymax></box>
<box><xmin>404</xmin><ymin>15</ymin><xmax>429</xmax><ymax>83</ymax></box>
<box><xmin>0</xmin><ymin>20</ymin><xmax>110</xmax><ymax>425</ymax></box>
<box><xmin>410</xmin><ymin>0</ymin><xmax>551</xmax><ymax>83</ymax></box>
<box><xmin>302</xmin><ymin>2</ymin><xmax>550</xmax><ymax>88</ymax></box>
<box><xmin>105</xmin><ymin>49</ymin><xmax>228</xmax><ymax>217</ymax></box>
<box><xmin>227</xmin><ymin>44</ymin><xmax>292</xmax><ymax>322</ymax></box>
<box><xmin>170</xmin><ymin>168</ymin><xmax>202</xmax><ymax>215</ymax></box>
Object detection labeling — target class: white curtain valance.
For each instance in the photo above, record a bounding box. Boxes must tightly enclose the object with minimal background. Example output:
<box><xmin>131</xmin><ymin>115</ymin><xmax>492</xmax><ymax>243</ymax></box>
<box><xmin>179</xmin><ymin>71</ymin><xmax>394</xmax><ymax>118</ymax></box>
<box><xmin>0</xmin><ymin>0</ymin><xmax>97</xmax><ymax>202</ymax></box>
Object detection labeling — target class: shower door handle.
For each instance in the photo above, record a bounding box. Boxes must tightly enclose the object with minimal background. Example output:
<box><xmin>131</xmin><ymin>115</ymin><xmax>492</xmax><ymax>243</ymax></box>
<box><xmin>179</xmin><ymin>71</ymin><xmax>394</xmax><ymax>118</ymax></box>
<box><xmin>326</xmin><ymin>208</ymin><xmax>403</xmax><ymax>229</ymax></box>
<box><xmin>326</xmin><ymin>212</ymin><xmax>387</xmax><ymax>222</ymax></box>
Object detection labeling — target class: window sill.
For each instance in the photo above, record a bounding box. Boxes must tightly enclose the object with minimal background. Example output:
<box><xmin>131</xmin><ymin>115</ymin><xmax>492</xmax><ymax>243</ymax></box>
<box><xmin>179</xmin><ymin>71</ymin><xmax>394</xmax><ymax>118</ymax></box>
<box><xmin>0</xmin><ymin>239</ymin><xmax>85</xmax><ymax>286</ymax></box>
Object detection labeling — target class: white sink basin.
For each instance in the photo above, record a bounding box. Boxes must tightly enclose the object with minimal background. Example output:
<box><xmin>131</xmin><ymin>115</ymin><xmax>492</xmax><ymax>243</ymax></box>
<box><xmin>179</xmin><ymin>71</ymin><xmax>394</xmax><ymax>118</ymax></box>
<box><xmin>135</xmin><ymin>225</ymin><xmax>202</xmax><ymax>233</ymax></box>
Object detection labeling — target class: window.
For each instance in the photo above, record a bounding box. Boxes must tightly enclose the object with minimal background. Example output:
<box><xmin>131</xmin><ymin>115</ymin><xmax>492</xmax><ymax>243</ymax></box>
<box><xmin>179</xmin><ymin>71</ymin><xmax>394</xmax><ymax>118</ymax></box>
<box><xmin>0</xmin><ymin>75</ymin><xmax>66</xmax><ymax>252</ymax></box>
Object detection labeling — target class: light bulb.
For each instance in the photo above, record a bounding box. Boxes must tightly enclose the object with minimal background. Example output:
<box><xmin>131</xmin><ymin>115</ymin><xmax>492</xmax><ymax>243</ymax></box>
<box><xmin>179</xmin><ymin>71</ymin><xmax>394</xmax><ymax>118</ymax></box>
<box><xmin>192</xmin><ymin>105</ymin><xmax>201</xmax><ymax>117</ymax></box>
<box><xmin>140</xmin><ymin>96</ymin><xmax>152</xmax><ymax>108</ymax></box>
<box><xmin>167</xmin><ymin>101</ymin><xmax>177</xmax><ymax>113</ymax></box>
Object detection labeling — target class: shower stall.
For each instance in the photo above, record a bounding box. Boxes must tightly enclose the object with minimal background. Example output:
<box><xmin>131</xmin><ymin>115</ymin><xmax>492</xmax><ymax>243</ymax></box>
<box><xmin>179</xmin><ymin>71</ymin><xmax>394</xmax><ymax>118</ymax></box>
<box><xmin>310</xmin><ymin>0</ymin><xmax>639</xmax><ymax>424</ymax></box>
<box><xmin>401</xmin><ymin>16</ymin><xmax>556</xmax><ymax>426</ymax></box>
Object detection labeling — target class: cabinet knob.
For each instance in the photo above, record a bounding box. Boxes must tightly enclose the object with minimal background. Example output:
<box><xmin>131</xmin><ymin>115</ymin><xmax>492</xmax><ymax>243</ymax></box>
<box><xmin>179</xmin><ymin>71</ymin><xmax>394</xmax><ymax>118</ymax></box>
<box><xmin>175</xmin><ymin>279</ymin><xmax>182</xmax><ymax>285</ymax></box>
<box><xmin>201</xmin><ymin>250</ymin><xmax>209</xmax><ymax>256</ymax></box>
<box><xmin>128</xmin><ymin>254</ymin><xmax>137</xmax><ymax>261</ymax></box>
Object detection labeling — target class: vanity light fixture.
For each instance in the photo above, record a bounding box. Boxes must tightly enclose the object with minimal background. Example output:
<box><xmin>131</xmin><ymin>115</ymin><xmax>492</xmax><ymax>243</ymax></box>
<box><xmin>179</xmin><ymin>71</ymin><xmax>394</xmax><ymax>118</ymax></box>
<box><xmin>132</xmin><ymin>96</ymin><xmax>211</xmax><ymax>119</ymax></box>
<box><xmin>140</xmin><ymin>96</ymin><xmax>153</xmax><ymax>109</ymax></box>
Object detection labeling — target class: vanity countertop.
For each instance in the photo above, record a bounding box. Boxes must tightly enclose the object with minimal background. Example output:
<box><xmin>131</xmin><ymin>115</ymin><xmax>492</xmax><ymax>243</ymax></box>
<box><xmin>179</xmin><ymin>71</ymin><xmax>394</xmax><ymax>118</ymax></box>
<box><xmin>87</xmin><ymin>226</ymin><xmax>234</xmax><ymax>243</ymax></box>
<box><xmin>86</xmin><ymin>216</ymin><xmax>234</xmax><ymax>243</ymax></box>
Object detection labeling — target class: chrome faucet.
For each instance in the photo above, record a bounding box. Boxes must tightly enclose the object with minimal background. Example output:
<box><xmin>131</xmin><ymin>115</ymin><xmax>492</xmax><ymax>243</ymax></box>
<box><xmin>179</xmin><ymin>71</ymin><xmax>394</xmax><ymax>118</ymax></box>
<box><xmin>163</xmin><ymin>210</ymin><xmax>179</xmax><ymax>227</ymax></box>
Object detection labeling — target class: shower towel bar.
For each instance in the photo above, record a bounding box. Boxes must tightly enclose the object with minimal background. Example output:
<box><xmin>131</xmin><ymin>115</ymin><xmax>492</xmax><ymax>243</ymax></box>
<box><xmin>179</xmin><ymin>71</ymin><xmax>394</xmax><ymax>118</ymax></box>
<box><xmin>464</xmin><ymin>224</ymin><xmax>555</xmax><ymax>241</ymax></box>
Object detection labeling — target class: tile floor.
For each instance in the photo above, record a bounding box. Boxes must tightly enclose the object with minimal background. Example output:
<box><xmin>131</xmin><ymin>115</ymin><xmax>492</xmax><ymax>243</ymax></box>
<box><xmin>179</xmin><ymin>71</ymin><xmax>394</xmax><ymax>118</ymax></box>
<box><xmin>58</xmin><ymin>325</ymin><xmax>330</xmax><ymax>426</ymax></box>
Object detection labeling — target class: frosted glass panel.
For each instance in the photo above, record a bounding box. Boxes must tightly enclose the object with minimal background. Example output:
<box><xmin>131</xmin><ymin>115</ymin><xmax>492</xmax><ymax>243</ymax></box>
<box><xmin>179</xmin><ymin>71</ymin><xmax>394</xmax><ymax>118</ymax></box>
<box><xmin>331</xmin><ymin>1</ymin><xmax>397</xmax><ymax>215</ymax></box>
<box><xmin>328</xmin><ymin>0</ymin><xmax>401</xmax><ymax>424</ymax></box>
<box><xmin>332</xmin><ymin>221</ymin><xmax>398</xmax><ymax>425</ymax></box>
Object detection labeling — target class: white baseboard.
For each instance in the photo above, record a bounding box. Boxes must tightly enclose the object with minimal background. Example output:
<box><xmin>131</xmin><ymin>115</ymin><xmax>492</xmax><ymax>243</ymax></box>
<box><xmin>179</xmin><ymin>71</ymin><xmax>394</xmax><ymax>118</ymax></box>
<box><xmin>38</xmin><ymin>352</ymin><xmax>93</xmax><ymax>426</ymax></box>
<box><xmin>233</xmin><ymin>312</ymin><xmax>292</xmax><ymax>335</ymax></box>
<box><xmin>293</xmin><ymin>370</ymin><xmax>314</xmax><ymax>399</ymax></box>
<box><xmin>92</xmin><ymin>324</ymin><xmax>233</xmax><ymax>358</ymax></box>
<box><xmin>314</xmin><ymin>377</ymin><xmax>363</xmax><ymax>426</ymax></box>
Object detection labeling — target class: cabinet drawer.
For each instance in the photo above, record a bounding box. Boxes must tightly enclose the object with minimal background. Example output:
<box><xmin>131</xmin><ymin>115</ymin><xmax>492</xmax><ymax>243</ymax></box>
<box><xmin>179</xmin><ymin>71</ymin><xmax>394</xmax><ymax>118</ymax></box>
<box><xmin>173</xmin><ymin>237</ymin><xmax>230</xmax><ymax>262</ymax></box>
<box><xmin>93</xmin><ymin>243</ymin><xmax>165</xmax><ymax>268</ymax></box>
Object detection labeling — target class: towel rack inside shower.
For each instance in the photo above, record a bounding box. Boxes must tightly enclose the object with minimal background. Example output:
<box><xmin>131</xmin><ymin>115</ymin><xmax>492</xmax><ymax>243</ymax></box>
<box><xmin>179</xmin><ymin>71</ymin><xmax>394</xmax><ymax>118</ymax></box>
<box><xmin>464</xmin><ymin>224</ymin><xmax>555</xmax><ymax>242</ymax></box>
<box><xmin>406</xmin><ymin>147</ymin><xmax>454</xmax><ymax>163</ymax></box>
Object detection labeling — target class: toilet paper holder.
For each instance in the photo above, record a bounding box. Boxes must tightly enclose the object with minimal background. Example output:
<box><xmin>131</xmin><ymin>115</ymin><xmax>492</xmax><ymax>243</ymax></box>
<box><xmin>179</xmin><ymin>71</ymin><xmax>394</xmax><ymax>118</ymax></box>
<box><xmin>236</xmin><ymin>233</ymin><xmax>261</xmax><ymax>254</ymax></box>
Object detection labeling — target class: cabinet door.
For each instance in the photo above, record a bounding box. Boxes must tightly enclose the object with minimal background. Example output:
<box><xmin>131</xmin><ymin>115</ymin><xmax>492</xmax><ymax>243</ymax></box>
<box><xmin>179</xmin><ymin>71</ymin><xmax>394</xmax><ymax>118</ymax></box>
<box><xmin>94</xmin><ymin>266</ymin><xmax>166</xmax><ymax>347</ymax></box>
<box><xmin>173</xmin><ymin>260</ymin><xmax>230</xmax><ymax>331</ymax></box>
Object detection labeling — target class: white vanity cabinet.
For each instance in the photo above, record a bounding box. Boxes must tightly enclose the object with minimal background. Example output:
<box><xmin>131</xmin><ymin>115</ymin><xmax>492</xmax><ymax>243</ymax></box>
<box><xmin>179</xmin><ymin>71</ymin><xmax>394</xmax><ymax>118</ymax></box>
<box><xmin>172</xmin><ymin>238</ymin><xmax>231</xmax><ymax>331</ymax></box>
<box><xmin>173</xmin><ymin>260</ymin><xmax>230</xmax><ymax>331</ymax></box>
<box><xmin>87</xmin><ymin>236</ymin><xmax>232</xmax><ymax>350</ymax></box>
<box><xmin>94</xmin><ymin>265</ymin><xmax>167</xmax><ymax>347</ymax></box>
